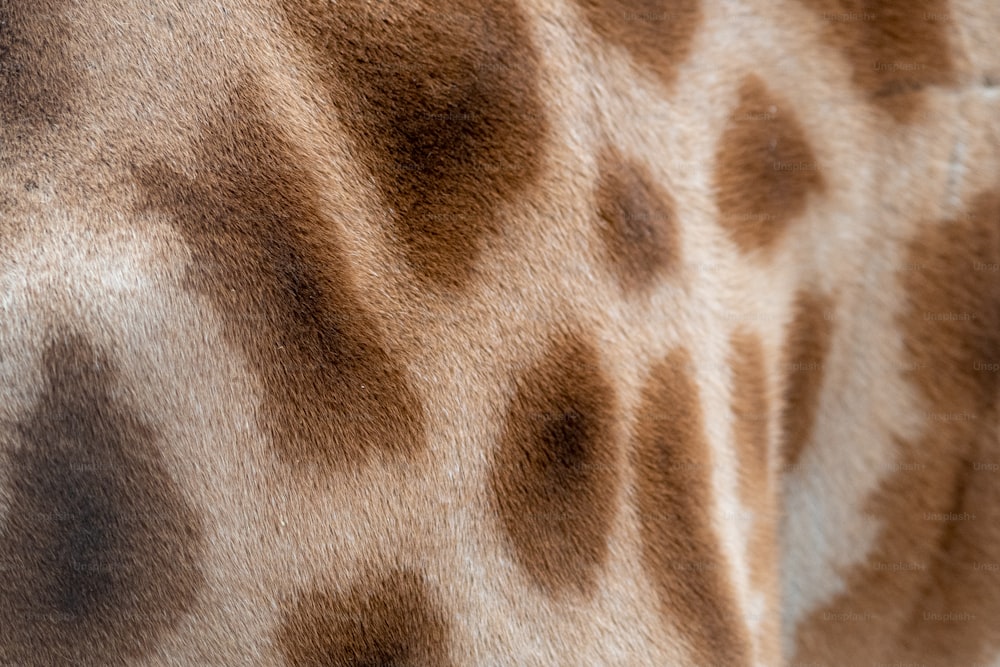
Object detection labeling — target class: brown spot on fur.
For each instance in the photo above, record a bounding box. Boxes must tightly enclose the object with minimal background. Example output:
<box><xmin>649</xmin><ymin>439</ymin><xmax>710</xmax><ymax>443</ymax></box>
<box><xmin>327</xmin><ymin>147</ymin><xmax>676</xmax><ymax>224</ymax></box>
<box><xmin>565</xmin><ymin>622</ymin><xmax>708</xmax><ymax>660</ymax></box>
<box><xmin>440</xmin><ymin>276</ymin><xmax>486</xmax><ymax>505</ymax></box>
<box><xmin>574</xmin><ymin>0</ymin><xmax>701</xmax><ymax>89</ymax></box>
<box><xmin>596</xmin><ymin>148</ymin><xmax>678</xmax><ymax>292</ymax></box>
<box><xmin>730</xmin><ymin>331</ymin><xmax>771</xmax><ymax>500</ymax></box>
<box><xmin>491</xmin><ymin>335</ymin><xmax>619</xmax><ymax>596</ymax></box>
<box><xmin>900</xmin><ymin>190</ymin><xmax>1000</xmax><ymax>428</ymax></box>
<box><xmin>728</xmin><ymin>331</ymin><xmax>782</xmax><ymax>664</ymax></box>
<box><xmin>280</xmin><ymin>0</ymin><xmax>546</xmax><ymax>289</ymax></box>
<box><xmin>781</xmin><ymin>291</ymin><xmax>835</xmax><ymax>468</ymax></box>
<box><xmin>134</xmin><ymin>83</ymin><xmax>424</xmax><ymax>470</ymax></box>
<box><xmin>797</xmin><ymin>0</ymin><xmax>956</xmax><ymax>122</ymax></box>
<box><xmin>634</xmin><ymin>349</ymin><xmax>752</xmax><ymax>666</ymax></box>
<box><xmin>715</xmin><ymin>76</ymin><xmax>825</xmax><ymax>253</ymax></box>
<box><xmin>278</xmin><ymin>570</ymin><xmax>451</xmax><ymax>667</ymax></box>
<box><xmin>0</xmin><ymin>0</ymin><xmax>77</xmax><ymax>128</ymax></box>
<box><xmin>792</xmin><ymin>190</ymin><xmax>1000</xmax><ymax>666</ymax></box>
<box><xmin>0</xmin><ymin>332</ymin><xmax>203</xmax><ymax>666</ymax></box>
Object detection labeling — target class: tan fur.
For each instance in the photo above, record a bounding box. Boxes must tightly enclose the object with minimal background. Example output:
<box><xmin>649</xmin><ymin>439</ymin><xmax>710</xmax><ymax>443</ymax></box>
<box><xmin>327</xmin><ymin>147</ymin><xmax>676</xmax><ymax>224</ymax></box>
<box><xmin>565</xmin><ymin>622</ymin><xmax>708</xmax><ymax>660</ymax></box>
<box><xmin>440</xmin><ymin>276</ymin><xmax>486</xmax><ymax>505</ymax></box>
<box><xmin>1</xmin><ymin>0</ymin><xmax>998</xmax><ymax>665</ymax></box>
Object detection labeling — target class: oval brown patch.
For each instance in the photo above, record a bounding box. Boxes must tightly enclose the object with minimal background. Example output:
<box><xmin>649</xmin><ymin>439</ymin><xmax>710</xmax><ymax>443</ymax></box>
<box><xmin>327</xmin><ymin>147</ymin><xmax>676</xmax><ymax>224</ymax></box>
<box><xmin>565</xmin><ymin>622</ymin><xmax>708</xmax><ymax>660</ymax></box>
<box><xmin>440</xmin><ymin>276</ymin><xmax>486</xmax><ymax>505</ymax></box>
<box><xmin>595</xmin><ymin>148</ymin><xmax>678</xmax><ymax>292</ymax></box>
<box><xmin>0</xmin><ymin>332</ymin><xmax>203</xmax><ymax>666</ymax></box>
<box><xmin>278</xmin><ymin>570</ymin><xmax>451</xmax><ymax>667</ymax></box>
<box><xmin>280</xmin><ymin>0</ymin><xmax>547</xmax><ymax>289</ymax></box>
<box><xmin>633</xmin><ymin>348</ymin><xmax>752</xmax><ymax>666</ymax></box>
<box><xmin>796</xmin><ymin>0</ymin><xmax>956</xmax><ymax>122</ymax></box>
<box><xmin>715</xmin><ymin>75</ymin><xmax>825</xmax><ymax>253</ymax></box>
<box><xmin>574</xmin><ymin>0</ymin><xmax>702</xmax><ymax>89</ymax></box>
<box><xmin>134</xmin><ymin>83</ymin><xmax>425</xmax><ymax>471</ymax></box>
<box><xmin>490</xmin><ymin>334</ymin><xmax>619</xmax><ymax>597</ymax></box>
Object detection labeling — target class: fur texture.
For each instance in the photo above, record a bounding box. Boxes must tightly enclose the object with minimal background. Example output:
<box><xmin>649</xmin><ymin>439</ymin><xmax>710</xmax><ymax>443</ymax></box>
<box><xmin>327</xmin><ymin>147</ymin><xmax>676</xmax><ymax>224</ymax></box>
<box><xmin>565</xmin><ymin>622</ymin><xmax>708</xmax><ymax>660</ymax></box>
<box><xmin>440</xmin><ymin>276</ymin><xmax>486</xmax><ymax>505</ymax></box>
<box><xmin>1</xmin><ymin>0</ymin><xmax>998</xmax><ymax>665</ymax></box>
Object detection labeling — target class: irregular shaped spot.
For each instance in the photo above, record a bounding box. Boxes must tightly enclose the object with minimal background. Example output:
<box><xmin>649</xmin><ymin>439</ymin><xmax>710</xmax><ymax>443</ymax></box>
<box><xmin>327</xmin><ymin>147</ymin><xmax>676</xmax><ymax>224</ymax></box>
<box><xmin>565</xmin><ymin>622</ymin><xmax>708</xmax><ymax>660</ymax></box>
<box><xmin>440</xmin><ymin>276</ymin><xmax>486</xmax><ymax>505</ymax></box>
<box><xmin>729</xmin><ymin>330</ymin><xmax>771</xmax><ymax>499</ymax></box>
<box><xmin>634</xmin><ymin>349</ymin><xmax>751</xmax><ymax>666</ymax></box>
<box><xmin>278</xmin><ymin>570</ymin><xmax>451</xmax><ymax>667</ymax></box>
<box><xmin>899</xmin><ymin>189</ymin><xmax>1000</xmax><ymax>415</ymax></box>
<box><xmin>780</xmin><ymin>291</ymin><xmax>834</xmax><ymax>468</ymax></box>
<box><xmin>134</xmin><ymin>83</ymin><xmax>424</xmax><ymax>470</ymax></box>
<box><xmin>796</xmin><ymin>0</ymin><xmax>956</xmax><ymax>122</ymax></box>
<box><xmin>490</xmin><ymin>335</ymin><xmax>619</xmax><ymax>596</ymax></box>
<box><xmin>728</xmin><ymin>331</ymin><xmax>782</xmax><ymax>664</ymax></box>
<box><xmin>792</xmin><ymin>190</ymin><xmax>1000</xmax><ymax>667</ymax></box>
<box><xmin>715</xmin><ymin>76</ymin><xmax>825</xmax><ymax>253</ymax></box>
<box><xmin>0</xmin><ymin>0</ymin><xmax>77</xmax><ymax>128</ymax></box>
<box><xmin>280</xmin><ymin>0</ymin><xmax>547</xmax><ymax>288</ymax></box>
<box><xmin>889</xmin><ymin>188</ymin><xmax>999</xmax><ymax>664</ymax></box>
<box><xmin>595</xmin><ymin>148</ymin><xmax>678</xmax><ymax>292</ymax></box>
<box><xmin>0</xmin><ymin>332</ymin><xmax>203</xmax><ymax>666</ymax></box>
<box><xmin>574</xmin><ymin>0</ymin><xmax>701</xmax><ymax>89</ymax></box>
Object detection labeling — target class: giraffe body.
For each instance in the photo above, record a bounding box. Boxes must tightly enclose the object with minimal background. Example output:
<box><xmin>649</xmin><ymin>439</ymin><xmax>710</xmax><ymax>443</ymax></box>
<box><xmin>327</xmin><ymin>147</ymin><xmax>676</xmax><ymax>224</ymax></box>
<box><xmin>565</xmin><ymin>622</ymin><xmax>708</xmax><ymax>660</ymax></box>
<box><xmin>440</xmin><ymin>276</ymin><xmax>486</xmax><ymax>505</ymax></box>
<box><xmin>1</xmin><ymin>1</ymin><xmax>999</xmax><ymax>665</ymax></box>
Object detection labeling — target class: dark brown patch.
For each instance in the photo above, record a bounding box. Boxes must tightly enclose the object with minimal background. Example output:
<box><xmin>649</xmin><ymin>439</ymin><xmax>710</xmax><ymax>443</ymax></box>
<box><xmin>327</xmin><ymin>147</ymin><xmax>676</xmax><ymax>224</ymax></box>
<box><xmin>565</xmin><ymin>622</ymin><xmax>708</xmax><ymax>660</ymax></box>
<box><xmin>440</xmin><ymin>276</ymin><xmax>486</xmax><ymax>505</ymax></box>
<box><xmin>574</xmin><ymin>0</ymin><xmax>701</xmax><ymax>89</ymax></box>
<box><xmin>634</xmin><ymin>349</ymin><xmax>752</xmax><ymax>666</ymax></box>
<box><xmin>134</xmin><ymin>83</ymin><xmax>424</xmax><ymax>470</ymax></box>
<box><xmin>0</xmin><ymin>0</ymin><xmax>77</xmax><ymax>128</ymax></box>
<box><xmin>280</xmin><ymin>0</ymin><xmax>546</xmax><ymax>289</ymax></box>
<box><xmin>780</xmin><ymin>291</ymin><xmax>835</xmax><ymax>469</ymax></box>
<box><xmin>278</xmin><ymin>570</ymin><xmax>451</xmax><ymax>667</ymax></box>
<box><xmin>490</xmin><ymin>335</ymin><xmax>619</xmax><ymax>596</ymax></box>
<box><xmin>0</xmin><ymin>332</ymin><xmax>203</xmax><ymax>666</ymax></box>
<box><xmin>715</xmin><ymin>76</ymin><xmax>825</xmax><ymax>253</ymax></box>
<box><xmin>792</xmin><ymin>190</ymin><xmax>1000</xmax><ymax>666</ymax></box>
<box><xmin>797</xmin><ymin>0</ymin><xmax>956</xmax><ymax>122</ymax></box>
<box><xmin>595</xmin><ymin>148</ymin><xmax>678</xmax><ymax>292</ymax></box>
